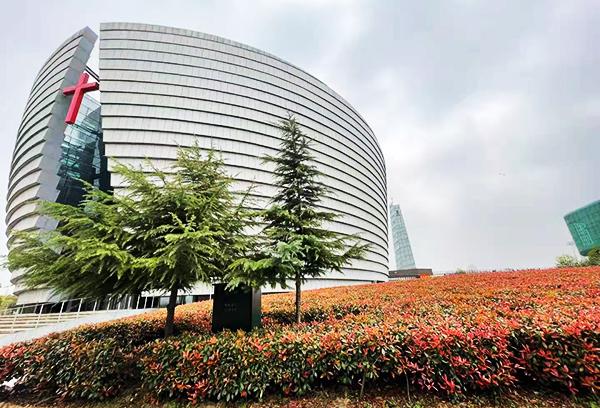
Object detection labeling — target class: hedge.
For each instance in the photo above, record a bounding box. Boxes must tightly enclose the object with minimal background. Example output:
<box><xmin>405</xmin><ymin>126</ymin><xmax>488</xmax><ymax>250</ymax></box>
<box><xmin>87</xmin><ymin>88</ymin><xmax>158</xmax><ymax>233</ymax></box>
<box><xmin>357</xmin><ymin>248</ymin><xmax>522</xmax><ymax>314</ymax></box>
<box><xmin>0</xmin><ymin>267</ymin><xmax>599</xmax><ymax>403</ymax></box>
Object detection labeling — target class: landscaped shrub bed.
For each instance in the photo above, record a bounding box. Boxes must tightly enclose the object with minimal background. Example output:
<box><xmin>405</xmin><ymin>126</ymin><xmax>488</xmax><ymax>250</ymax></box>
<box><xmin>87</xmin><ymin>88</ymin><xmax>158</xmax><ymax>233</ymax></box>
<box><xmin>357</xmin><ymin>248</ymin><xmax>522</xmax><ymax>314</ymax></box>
<box><xmin>1</xmin><ymin>267</ymin><xmax>599</xmax><ymax>403</ymax></box>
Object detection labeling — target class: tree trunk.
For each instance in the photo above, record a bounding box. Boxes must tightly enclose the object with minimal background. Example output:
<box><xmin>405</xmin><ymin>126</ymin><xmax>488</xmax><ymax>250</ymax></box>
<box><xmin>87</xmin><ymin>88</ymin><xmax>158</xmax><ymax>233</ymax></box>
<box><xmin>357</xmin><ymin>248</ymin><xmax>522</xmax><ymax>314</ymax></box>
<box><xmin>295</xmin><ymin>271</ymin><xmax>302</xmax><ymax>324</ymax></box>
<box><xmin>164</xmin><ymin>285</ymin><xmax>179</xmax><ymax>337</ymax></box>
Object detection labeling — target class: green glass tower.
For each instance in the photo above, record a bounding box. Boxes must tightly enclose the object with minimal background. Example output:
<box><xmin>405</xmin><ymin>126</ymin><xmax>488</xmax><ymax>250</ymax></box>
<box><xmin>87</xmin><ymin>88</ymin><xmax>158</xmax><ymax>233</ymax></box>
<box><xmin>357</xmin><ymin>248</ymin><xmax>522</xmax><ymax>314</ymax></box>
<box><xmin>564</xmin><ymin>200</ymin><xmax>600</xmax><ymax>256</ymax></box>
<box><xmin>390</xmin><ymin>203</ymin><xmax>416</xmax><ymax>270</ymax></box>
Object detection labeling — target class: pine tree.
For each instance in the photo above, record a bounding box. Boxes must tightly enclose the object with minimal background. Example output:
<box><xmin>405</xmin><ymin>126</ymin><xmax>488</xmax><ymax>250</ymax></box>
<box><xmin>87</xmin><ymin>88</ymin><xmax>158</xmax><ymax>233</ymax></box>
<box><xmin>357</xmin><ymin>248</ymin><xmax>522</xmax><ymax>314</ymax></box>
<box><xmin>7</xmin><ymin>146</ymin><xmax>252</xmax><ymax>337</ymax></box>
<box><xmin>229</xmin><ymin>116</ymin><xmax>368</xmax><ymax>323</ymax></box>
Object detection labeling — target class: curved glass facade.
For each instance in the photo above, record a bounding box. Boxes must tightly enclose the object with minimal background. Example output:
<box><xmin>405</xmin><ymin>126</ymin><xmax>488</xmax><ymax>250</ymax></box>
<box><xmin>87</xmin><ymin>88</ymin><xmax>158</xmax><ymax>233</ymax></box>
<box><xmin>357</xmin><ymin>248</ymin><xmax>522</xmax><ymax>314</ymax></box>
<box><xmin>57</xmin><ymin>95</ymin><xmax>108</xmax><ymax>206</ymax></box>
<box><xmin>99</xmin><ymin>23</ymin><xmax>389</xmax><ymax>287</ymax></box>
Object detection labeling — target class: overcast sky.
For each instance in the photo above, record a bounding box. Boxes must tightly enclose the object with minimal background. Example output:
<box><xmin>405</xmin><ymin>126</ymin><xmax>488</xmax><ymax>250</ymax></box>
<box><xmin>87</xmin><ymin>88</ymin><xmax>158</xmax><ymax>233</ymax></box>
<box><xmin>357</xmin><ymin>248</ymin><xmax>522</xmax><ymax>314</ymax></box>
<box><xmin>0</xmin><ymin>0</ymin><xmax>598</xmax><ymax>291</ymax></box>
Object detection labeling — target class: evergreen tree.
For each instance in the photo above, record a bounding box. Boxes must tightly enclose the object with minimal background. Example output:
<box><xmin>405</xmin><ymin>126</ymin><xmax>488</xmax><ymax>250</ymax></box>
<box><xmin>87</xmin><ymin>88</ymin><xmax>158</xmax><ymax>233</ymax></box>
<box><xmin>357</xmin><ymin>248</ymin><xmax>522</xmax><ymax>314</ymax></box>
<box><xmin>229</xmin><ymin>116</ymin><xmax>367</xmax><ymax>323</ymax></box>
<box><xmin>8</xmin><ymin>146</ymin><xmax>252</xmax><ymax>337</ymax></box>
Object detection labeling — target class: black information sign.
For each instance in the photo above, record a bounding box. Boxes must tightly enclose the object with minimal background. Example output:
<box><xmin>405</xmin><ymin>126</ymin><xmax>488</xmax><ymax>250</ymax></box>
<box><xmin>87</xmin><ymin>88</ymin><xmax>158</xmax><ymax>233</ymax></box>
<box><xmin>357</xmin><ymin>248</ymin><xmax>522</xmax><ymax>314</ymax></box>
<box><xmin>211</xmin><ymin>283</ymin><xmax>261</xmax><ymax>332</ymax></box>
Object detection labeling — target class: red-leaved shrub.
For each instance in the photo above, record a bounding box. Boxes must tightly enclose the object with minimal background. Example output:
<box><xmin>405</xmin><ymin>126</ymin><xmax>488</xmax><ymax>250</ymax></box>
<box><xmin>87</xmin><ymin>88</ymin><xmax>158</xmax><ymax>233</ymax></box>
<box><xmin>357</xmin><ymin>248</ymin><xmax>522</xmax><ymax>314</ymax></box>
<box><xmin>0</xmin><ymin>267</ymin><xmax>598</xmax><ymax>402</ymax></box>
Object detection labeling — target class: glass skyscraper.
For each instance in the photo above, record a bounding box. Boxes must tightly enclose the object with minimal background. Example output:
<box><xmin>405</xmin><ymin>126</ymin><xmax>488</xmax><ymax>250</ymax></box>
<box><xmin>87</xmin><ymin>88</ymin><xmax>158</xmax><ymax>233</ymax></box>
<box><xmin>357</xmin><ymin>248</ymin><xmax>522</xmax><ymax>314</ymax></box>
<box><xmin>57</xmin><ymin>94</ymin><xmax>108</xmax><ymax>206</ymax></box>
<box><xmin>564</xmin><ymin>200</ymin><xmax>600</xmax><ymax>256</ymax></box>
<box><xmin>390</xmin><ymin>203</ymin><xmax>416</xmax><ymax>270</ymax></box>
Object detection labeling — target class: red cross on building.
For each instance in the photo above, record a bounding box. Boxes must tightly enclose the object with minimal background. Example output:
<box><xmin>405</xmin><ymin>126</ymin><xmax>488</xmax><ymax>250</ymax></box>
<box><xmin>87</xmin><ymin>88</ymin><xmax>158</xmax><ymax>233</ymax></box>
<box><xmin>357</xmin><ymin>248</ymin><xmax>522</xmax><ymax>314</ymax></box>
<box><xmin>62</xmin><ymin>72</ymin><xmax>99</xmax><ymax>124</ymax></box>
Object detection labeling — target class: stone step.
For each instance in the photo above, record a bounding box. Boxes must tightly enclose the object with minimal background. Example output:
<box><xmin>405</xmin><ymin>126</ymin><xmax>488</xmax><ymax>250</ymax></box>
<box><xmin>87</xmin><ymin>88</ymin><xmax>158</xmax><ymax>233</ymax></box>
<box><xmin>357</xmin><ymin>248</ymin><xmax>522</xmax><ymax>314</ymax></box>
<box><xmin>0</xmin><ymin>311</ymin><xmax>109</xmax><ymax>318</ymax></box>
<box><xmin>0</xmin><ymin>321</ymin><xmax>74</xmax><ymax>329</ymax></box>
<box><xmin>0</xmin><ymin>309</ymin><xmax>154</xmax><ymax>346</ymax></box>
<box><xmin>0</xmin><ymin>314</ymin><xmax>101</xmax><ymax>322</ymax></box>
<box><xmin>0</xmin><ymin>312</ymin><xmax>127</xmax><ymax>321</ymax></box>
<box><xmin>0</xmin><ymin>310</ymin><xmax>140</xmax><ymax>337</ymax></box>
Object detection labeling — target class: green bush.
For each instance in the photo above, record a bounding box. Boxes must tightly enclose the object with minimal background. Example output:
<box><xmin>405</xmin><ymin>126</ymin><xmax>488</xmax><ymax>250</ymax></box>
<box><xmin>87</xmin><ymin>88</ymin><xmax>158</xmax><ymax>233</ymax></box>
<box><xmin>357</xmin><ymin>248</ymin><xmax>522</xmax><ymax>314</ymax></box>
<box><xmin>0</xmin><ymin>296</ymin><xmax>16</xmax><ymax>311</ymax></box>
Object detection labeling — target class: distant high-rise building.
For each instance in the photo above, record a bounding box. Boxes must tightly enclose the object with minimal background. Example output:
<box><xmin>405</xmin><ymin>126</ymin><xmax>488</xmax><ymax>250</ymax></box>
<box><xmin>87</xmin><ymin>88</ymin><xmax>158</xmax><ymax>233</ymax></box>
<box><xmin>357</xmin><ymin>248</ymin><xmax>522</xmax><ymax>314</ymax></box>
<box><xmin>564</xmin><ymin>200</ymin><xmax>600</xmax><ymax>256</ymax></box>
<box><xmin>390</xmin><ymin>204</ymin><xmax>416</xmax><ymax>270</ymax></box>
